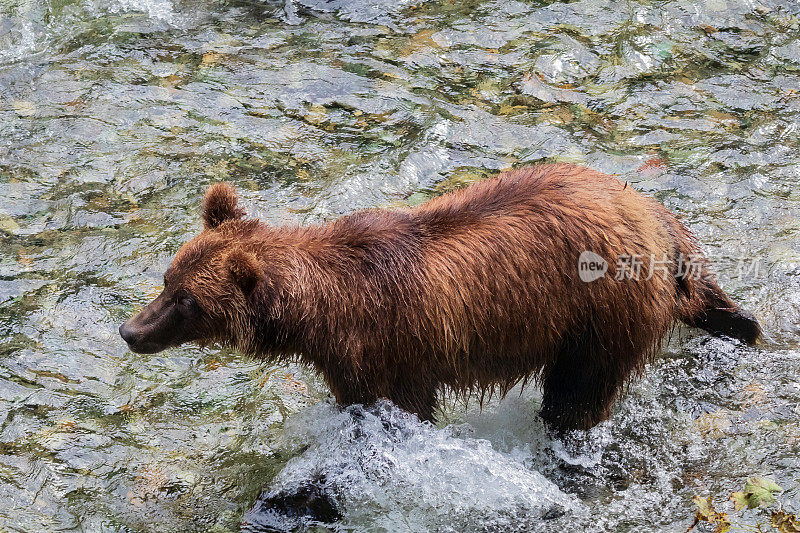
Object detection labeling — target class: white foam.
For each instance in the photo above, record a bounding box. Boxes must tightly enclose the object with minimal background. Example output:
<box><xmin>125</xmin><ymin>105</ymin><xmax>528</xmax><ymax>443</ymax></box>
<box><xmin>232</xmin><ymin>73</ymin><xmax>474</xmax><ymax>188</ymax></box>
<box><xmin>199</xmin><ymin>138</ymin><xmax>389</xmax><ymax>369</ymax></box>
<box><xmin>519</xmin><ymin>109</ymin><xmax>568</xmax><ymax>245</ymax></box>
<box><xmin>267</xmin><ymin>400</ymin><xmax>580</xmax><ymax>531</ymax></box>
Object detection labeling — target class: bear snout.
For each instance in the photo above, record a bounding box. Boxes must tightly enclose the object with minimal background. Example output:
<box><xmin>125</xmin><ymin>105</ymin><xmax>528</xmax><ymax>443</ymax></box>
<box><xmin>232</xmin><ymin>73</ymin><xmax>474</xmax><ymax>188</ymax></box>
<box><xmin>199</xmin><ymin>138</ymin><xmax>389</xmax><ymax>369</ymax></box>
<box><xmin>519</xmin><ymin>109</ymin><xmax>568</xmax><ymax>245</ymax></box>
<box><xmin>119</xmin><ymin>321</ymin><xmax>159</xmax><ymax>353</ymax></box>
<box><xmin>119</xmin><ymin>322</ymin><xmax>139</xmax><ymax>346</ymax></box>
<box><xmin>118</xmin><ymin>322</ymin><xmax>164</xmax><ymax>354</ymax></box>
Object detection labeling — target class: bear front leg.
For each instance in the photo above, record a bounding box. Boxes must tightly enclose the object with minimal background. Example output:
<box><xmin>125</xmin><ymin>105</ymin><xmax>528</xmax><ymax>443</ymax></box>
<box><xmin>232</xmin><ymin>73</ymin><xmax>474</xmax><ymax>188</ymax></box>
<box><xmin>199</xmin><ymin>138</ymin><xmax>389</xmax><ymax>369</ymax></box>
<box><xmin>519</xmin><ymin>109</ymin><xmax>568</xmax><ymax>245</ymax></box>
<box><xmin>388</xmin><ymin>376</ymin><xmax>439</xmax><ymax>423</ymax></box>
<box><xmin>324</xmin><ymin>372</ymin><xmax>377</xmax><ymax>411</ymax></box>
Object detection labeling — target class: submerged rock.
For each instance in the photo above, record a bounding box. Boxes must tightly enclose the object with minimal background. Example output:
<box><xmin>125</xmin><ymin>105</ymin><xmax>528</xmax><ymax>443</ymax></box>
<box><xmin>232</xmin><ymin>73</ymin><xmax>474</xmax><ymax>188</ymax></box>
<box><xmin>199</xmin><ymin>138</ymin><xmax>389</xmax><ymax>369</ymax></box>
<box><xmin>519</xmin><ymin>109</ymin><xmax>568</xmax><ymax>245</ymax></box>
<box><xmin>241</xmin><ymin>476</ymin><xmax>340</xmax><ymax>532</ymax></box>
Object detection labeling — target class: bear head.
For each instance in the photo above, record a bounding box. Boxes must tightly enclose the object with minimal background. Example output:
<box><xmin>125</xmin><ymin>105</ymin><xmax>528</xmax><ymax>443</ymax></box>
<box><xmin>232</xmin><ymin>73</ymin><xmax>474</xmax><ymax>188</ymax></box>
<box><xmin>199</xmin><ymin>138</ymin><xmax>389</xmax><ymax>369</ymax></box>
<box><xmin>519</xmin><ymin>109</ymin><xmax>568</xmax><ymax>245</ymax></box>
<box><xmin>119</xmin><ymin>183</ymin><xmax>263</xmax><ymax>354</ymax></box>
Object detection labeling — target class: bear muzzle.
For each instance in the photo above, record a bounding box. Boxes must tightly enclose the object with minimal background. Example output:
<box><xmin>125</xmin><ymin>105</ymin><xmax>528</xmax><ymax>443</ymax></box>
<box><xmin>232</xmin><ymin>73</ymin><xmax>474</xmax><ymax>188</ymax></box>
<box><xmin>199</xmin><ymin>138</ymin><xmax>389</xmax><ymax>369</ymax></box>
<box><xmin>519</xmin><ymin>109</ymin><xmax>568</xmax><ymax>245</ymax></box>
<box><xmin>120</xmin><ymin>291</ymin><xmax>193</xmax><ymax>354</ymax></box>
<box><xmin>119</xmin><ymin>320</ymin><xmax>169</xmax><ymax>354</ymax></box>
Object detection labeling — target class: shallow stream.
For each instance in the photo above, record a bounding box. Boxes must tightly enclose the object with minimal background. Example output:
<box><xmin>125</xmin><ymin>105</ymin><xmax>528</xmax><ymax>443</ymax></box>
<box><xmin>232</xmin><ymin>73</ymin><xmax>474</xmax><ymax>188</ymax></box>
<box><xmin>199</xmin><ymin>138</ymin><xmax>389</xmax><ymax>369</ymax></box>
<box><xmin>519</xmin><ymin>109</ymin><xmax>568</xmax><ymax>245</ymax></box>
<box><xmin>1</xmin><ymin>0</ymin><xmax>799</xmax><ymax>530</ymax></box>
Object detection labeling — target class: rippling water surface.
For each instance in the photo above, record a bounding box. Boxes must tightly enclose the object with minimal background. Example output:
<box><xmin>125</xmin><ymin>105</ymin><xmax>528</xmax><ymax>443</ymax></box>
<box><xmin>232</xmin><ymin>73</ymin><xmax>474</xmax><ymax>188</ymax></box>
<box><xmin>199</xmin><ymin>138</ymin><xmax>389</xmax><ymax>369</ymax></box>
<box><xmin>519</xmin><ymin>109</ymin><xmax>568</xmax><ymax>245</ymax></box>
<box><xmin>1</xmin><ymin>0</ymin><xmax>799</xmax><ymax>530</ymax></box>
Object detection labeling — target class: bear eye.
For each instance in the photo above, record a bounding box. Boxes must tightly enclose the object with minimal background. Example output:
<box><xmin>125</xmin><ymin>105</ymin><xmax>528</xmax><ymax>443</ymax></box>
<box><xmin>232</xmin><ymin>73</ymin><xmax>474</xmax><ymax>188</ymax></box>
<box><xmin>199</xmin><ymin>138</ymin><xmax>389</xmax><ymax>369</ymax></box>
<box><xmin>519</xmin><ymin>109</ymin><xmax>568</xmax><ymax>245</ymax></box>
<box><xmin>177</xmin><ymin>294</ymin><xmax>200</xmax><ymax>317</ymax></box>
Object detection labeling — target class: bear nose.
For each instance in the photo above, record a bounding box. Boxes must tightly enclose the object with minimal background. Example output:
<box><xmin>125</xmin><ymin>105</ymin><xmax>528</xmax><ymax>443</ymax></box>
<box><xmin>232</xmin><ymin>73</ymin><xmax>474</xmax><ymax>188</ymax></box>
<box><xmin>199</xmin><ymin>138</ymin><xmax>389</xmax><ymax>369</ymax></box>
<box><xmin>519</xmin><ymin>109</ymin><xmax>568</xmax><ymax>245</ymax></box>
<box><xmin>119</xmin><ymin>323</ymin><xmax>138</xmax><ymax>345</ymax></box>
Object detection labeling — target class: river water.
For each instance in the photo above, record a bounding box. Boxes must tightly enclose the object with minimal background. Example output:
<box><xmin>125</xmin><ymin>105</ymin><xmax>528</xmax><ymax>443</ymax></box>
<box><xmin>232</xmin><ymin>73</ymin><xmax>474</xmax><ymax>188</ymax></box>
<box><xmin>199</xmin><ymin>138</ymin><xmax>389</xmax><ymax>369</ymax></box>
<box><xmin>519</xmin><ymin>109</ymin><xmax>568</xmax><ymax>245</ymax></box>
<box><xmin>1</xmin><ymin>0</ymin><xmax>799</xmax><ymax>531</ymax></box>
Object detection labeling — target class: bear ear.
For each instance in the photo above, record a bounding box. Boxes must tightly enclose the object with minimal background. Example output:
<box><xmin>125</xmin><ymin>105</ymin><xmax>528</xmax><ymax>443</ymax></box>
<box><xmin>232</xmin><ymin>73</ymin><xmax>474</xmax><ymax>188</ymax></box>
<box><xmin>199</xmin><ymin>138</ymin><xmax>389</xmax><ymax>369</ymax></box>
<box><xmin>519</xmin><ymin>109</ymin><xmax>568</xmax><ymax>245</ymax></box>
<box><xmin>225</xmin><ymin>249</ymin><xmax>261</xmax><ymax>296</ymax></box>
<box><xmin>202</xmin><ymin>183</ymin><xmax>246</xmax><ymax>229</ymax></box>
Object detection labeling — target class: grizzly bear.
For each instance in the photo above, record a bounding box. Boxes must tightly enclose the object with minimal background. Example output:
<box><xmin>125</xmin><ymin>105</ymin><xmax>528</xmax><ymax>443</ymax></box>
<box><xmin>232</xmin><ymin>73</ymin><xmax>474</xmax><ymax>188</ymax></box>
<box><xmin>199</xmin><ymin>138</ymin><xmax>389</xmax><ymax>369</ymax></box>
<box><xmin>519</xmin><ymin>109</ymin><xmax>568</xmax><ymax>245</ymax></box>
<box><xmin>119</xmin><ymin>164</ymin><xmax>761</xmax><ymax>431</ymax></box>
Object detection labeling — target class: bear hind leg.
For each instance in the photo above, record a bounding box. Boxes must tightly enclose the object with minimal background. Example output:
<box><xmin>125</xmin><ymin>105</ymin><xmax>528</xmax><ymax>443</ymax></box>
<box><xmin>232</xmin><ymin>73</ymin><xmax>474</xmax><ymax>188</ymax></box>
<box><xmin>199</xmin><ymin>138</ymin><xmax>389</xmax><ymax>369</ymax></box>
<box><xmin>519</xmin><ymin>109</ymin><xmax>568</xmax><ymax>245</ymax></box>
<box><xmin>680</xmin><ymin>276</ymin><xmax>761</xmax><ymax>345</ymax></box>
<box><xmin>540</xmin><ymin>328</ymin><xmax>634</xmax><ymax>433</ymax></box>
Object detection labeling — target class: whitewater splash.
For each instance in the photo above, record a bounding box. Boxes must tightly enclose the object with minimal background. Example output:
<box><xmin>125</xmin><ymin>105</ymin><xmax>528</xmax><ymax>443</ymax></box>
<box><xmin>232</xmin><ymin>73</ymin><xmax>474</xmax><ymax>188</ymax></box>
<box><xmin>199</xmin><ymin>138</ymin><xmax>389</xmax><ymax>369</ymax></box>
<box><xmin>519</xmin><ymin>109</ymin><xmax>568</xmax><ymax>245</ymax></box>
<box><xmin>242</xmin><ymin>400</ymin><xmax>580</xmax><ymax>532</ymax></box>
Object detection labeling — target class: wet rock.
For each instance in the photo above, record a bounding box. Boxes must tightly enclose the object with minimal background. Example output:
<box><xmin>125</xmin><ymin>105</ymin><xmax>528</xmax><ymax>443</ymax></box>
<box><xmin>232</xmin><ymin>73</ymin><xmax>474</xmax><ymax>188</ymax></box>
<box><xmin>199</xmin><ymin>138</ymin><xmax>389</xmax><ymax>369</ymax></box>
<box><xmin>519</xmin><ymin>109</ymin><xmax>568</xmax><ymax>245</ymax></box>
<box><xmin>241</xmin><ymin>476</ymin><xmax>341</xmax><ymax>532</ymax></box>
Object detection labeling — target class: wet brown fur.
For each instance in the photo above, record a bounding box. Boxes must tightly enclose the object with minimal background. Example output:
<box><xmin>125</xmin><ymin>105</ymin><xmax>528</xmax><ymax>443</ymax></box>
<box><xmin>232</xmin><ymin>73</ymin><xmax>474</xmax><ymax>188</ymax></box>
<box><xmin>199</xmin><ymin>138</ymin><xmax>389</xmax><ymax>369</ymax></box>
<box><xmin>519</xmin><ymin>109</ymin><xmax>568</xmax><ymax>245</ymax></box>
<box><xmin>139</xmin><ymin>164</ymin><xmax>761</xmax><ymax>431</ymax></box>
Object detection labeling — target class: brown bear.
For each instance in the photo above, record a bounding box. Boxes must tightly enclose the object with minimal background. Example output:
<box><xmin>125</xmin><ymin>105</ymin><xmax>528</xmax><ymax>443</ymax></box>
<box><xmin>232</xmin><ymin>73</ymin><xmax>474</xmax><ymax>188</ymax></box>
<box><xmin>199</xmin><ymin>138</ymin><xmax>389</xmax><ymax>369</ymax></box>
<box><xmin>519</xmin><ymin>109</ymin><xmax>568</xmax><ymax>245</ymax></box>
<box><xmin>119</xmin><ymin>164</ymin><xmax>761</xmax><ymax>432</ymax></box>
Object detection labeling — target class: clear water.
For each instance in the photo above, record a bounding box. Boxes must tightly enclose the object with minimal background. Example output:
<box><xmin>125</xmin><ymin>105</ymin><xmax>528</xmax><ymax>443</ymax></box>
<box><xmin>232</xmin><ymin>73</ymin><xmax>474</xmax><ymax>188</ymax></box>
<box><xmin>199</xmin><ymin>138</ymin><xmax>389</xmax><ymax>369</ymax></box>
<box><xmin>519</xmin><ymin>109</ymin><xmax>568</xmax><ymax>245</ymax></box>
<box><xmin>0</xmin><ymin>0</ymin><xmax>799</xmax><ymax>530</ymax></box>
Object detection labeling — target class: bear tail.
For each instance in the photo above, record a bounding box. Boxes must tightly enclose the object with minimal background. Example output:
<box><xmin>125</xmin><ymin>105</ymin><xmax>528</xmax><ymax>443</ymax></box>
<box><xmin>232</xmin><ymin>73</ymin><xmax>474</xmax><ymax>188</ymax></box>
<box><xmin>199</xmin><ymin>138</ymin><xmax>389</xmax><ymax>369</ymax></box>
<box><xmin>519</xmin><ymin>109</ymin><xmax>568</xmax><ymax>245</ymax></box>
<box><xmin>676</xmin><ymin>256</ymin><xmax>761</xmax><ymax>345</ymax></box>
